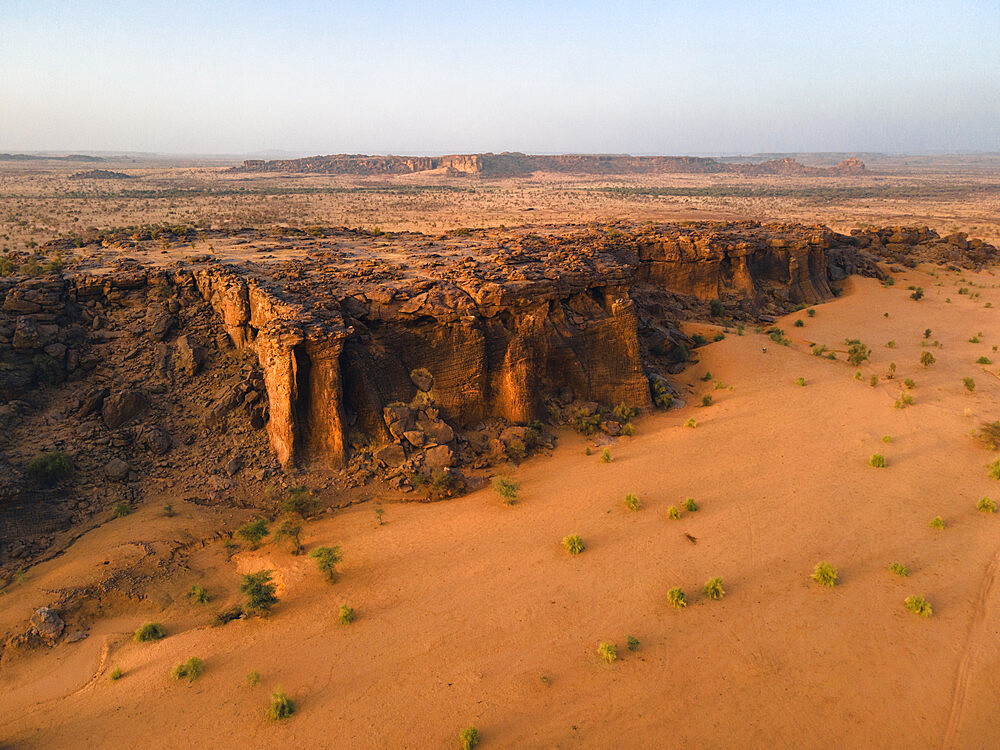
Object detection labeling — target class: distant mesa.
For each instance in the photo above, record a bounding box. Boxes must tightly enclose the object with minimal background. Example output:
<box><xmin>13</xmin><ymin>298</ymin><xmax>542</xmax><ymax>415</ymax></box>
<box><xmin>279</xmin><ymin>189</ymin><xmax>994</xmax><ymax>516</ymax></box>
<box><xmin>69</xmin><ymin>169</ymin><xmax>134</xmax><ymax>180</ymax></box>
<box><xmin>231</xmin><ymin>152</ymin><xmax>867</xmax><ymax>178</ymax></box>
<box><xmin>0</xmin><ymin>153</ymin><xmax>105</xmax><ymax>162</ymax></box>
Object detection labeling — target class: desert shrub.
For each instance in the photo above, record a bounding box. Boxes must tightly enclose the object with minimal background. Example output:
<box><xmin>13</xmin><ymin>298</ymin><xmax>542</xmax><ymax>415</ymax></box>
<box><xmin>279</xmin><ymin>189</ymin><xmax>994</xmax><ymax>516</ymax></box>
<box><xmin>562</xmin><ymin>535</ymin><xmax>585</xmax><ymax>555</ymax></box>
<box><xmin>846</xmin><ymin>339</ymin><xmax>871</xmax><ymax>366</ymax></box>
<box><xmin>572</xmin><ymin>408</ymin><xmax>601</xmax><ymax>435</ymax></box>
<box><xmin>887</xmin><ymin>362</ymin><xmax>897</xmax><ymax>378</ymax></box>
<box><xmin>189</xmin><ymin>584</ymin><xmax>208</xmax><ymax>604</ymax></box>
<box><xmin>701</xmin><ymin>394</ymin><xmax>713</xmax><ymax>407</ymax></box>
<box><xmin>339</xmin><ymin>604</ymin><xmax>356</xmax><ymax>625</ymax></box>
<box><xmin>685</xmin><ymin>418</ymin><xmax>697</xmax><ymax>428</ymax></box>
<box><xmin>273</xmin><ymin>520</ymin><xmax>304</xmax><ymax>555</ymax></box>
<box><xmin>709</xmin><ymin>298</ymin><xmax>724</xmax><ymax>317</ymax></box>
<box><xmin>807</xmin><ymin>308</ymin><xmax>816</xmax><ymax>317</ymax></box>
<box><xmin>280</xmin><ymin>485</ymin><xmax>318</xmax><ymax>517</ymax></box>
<box><xmin>163</xmin><ymin>503</ymin><xmax>176</xmax><ymax>517</ymax></box>
<box><xmin>25</xmin><ymin>451</ymin><xmax>74</xmax><ymax>484</ymax></box>
<box><xmin>624</xmin><ymin>493</ymin><xmax>640</xmax><ymax>511</ymax></box>
<box><xmin>597</xmin><ymin>642</ymin><xmax>617</xmax><ymax>663</ymax></box>
<box><xmin>920</xmin><ymin>351</ymin><xmax>935</xmax><ymax>367</ymax></box>
<box><xmin>904</xmin><ymin>595</ymin><xmax>932</xmax><ymax>617</ymax></box>
<box><xmin>626</xmin><ymin>635</ymin><xmax>640</xmax><ymax>651</ymax></box>
<box><xmin>703</xmin><ymin>577</ymin><xmax>725</xmax><ymax>600</ymax></box>
<box><xmin>979</xmin><ymin>422</ymin><xmax>1000</xmax><ymax>451</ymax></box>
<box><xmin>171</xmin><ymin>656</ymin><xmax>204</xmax><ymax>682</ymax></box>
<box><xmin>667</xmin><ymin>587</ymin><xmax>687</xmax><ymax>608</ymax></box>
<box><xmin>493</xmin><ymin>475</ymin><xmax>519</xmax><ymax>504</ymax></box>
<box><xmin>977</xmin><ymin>356</ymin><xmax>992</xmax><ymax>365</ymax></box>
<box><xmin>713</xmin><ymin>332</ymin><xmax>725</xmax><ymax>342</ymax></box>
<box><xmin>889</xmin><ymin>562</ymin><xmax>909</xmax><ymax>577</ymax></box>
<box><xmin>241</xmin><ymin>570</ymin><xmax>278</xmax><ymax>614</ymax></box>
<box><xmin>812</xmin><ymin>562</ymin><xmax>838</xmax><ymax>587</ymax></box>
<box><xmin>960</xmin><ymin>376</ymin><xmax>976</xmax><ymax>394</ymax></box>
<box><xmin>112</xmin><ymin>502</ymin><xmax>132</xmax><ymax>518</ymax></box>
<box><xmin>683</xmin><ymin>497</ymin><xmax>698</xmax><ymax>512</ymax></box>
<box><xmin>869</xmin><ymin>453</ymin><xmax>886</xmax><ymax>468</ymax></box>
<box><xmin>268</xmin><ymin>688</ymin><xmax>295</xmax><ymax>720</ymax></box>
<box><xmin>796</xmin><ymin>377</ymin><xmax>806</xmax><ymax>386</ymax></box>
<box><xmin>886</xmin><ymin>340</ymin><xmax>897</xmax><ymax>348</ymax></box>
<box><xmin>651</xmin><ymin>379</ymin><xmax>674</xmax><ymax>409</ymax></box>
<box><xmin>929</xmin><ymin>516</ymin><xmax>945</xmax><ymax>530</ymax></box>
<box><xmin>667</xmin><ymin>344</ymin><xmax>690</xmax><ymax>364</ymax></box>
<box><xmin>870</xmin><ymin>375</ymin><xmax>878</xmax><ymax>387</ymax></box>
<box><xmin>212</xmin><ymin>605</ymin><xmax>244</xmax><ymax>627</ymax></box>
<box><xmin>601</xmin><ymin>448</ymin><xmax>612</xmax><ymax>463</ymax></box>
<box><xmin>310</xmin><ymin>546</ymin><xmax>343</xmax><ymax>582</ymax></box>
<box><xmin>691</xmin><ymin>333</ymin><xmax>707</xmax><ymax>346</ymax></box>
<box><xmin>613</xmin><ymin>402</ymin><xmax>636</xmax><ymax>423</ymax></box>
<box><xmin>666</xmin><ymin>505</ymin><xmax>680</xmax><ymax>519</ymax></box>
<box><xmin>133</xmin><ymin>622</ymin><xmax>165</xmax><ymax>642</ymax></box>
<box><xmin>247</xmin><ymin>670</ymin><xmax>261</xmax><ymax>686</ymax></box>
<box><xmin>459</xmin><ymin>727</ymin><xmax>480</xmax><ymax>750</ymax></box>
<box><xmin>109</xmin><ymin>666</ymin><xmax>123</xmax><ymax>681</ymax></box>
<box><xmin>794</xmin><ymin>319</ymin><xmax>804</xmax><ymax>328</ymax></box>
<box><xmin>237</xmin><ymin>518</ymin><xmax>269</xmax><ymax>549</ymax></box>
<box><xmin>622</xmin><ymin>421</ymin><xmax>635</xmax><ymax>436</ymax></box>
<box><xmin>700</xmin><ymin>371</ymin><xmax>713</xmax><ymax>382</ymax></box>
<box><xmin>768</xmin><ymin>328</ymin><xmax>791</xmax><ymax>346</ymax></box>
<box><xmin>910</xmin><ymin>287</ymin><xmax>924</xmax><ymax>301</ymax></box>
<box><xmin>977</xmin><ymin>497</ymin><xmax>997</xmax><ymax>513</ymax></box>
<box><xmin>991</xmin><ymin>459</ymin><xmax>1000</xmax><ymax>480</ymax></box>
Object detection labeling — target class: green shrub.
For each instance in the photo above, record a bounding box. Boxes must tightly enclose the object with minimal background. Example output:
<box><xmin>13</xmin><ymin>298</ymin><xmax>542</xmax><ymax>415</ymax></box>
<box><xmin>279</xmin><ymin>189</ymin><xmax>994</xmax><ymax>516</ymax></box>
<box><xmin>794</xmin><ymin>319</ymin><xmax>804</xmax><ymax>327</ymax></box>
<box><xmin>910</xmin><ymin>287</ymin><xmax>924</xmax><ymax>301</ymax></box>
<box><xmin>626</xmin><ymin>635</ymin><xmax>640</xmax><ymax>651</ymax></box>
<box><xmin>237</xmin><ymin>518</ymin><xmax>269</xmax><ymax>549</ymax></box>
<box><xmin>339</xmin><ymin>604</ymin><xmax>356</xmax><ymax>625</ymax></box>
<box><xmin>310</xmin><ymin>546</ymin><xmax>343</xmax><ymax>582</ymax></box>
<box><xmin>846</xmin><ymin>339</ymin><xmax>871</xmax><ymax>366</ymax></box>
<box><xmin>459</xmin><ymin>726</ymin><xmax>480</xmax><ymax>750</ymax></box>
<box><xmin>895</xmin><ymin>393</ymin><xmax>915</xmax><ymax>409</ymax></box>
<box><xmin>701</xmin><ymin>394</ymin><xmax>713</xmax><ymax>407</ymax></box>
<box><xmin>109</xmin><ymin>666</ymin><xmax>123</xmax><ymax>681</ymax></box>
<box><xmin>171</xmin><ymin>656</ymin><xmax>204</xmax><ymax>682</ymax></box>
<box><xmin>882</xmin><ymin>435</ymin><xmax>892</xmax><ymax>443</ymax></box>
<box><xmin>133</xmin><ymin>622</ymin><xmax>165</xmax><ymax>642</ymax></box>
<box><xmin>274</xmin><ymin>520</ymin><xmax>304</xmax><ymax>555</ymax></box>
<box><xmin>886</xmin><ymin>340</ymin><xmax>897</xmax><ymax>348</ymax></box>
<box><xmin>700</xmin><ymin>371</ymin><xmax>713</xmax><ymax>382</ymax></box>
<box><xmin>613</xmin><ymin>403</ymin><xmax>636</xmax><ymax>423</ymax></box>
<box><xmin>977</xmin><ymin>497</ymin><xmax>997</xmax><ymax>513</ymax></box>
<box><xmin>796</xmin><ymin>377</ymin><xmax>806</xmax><ymax>386</ymax></box>
<box><xmin>685</xmin><ymin>418</ymin><xmax>697</xmax><ymax>428</ymax></box>
<box><xmin>280</xmin><ymin>486</ymin><xmax>318</xmax><ymax>517</ymax></box>
<box><xmin>163</xmin><ymin>503</ymin><xmax>176</xmax><ymax>517</ymax></box>
<box><xmin>241</xmin><ymin>570</ymin><xmax>278</xmax><ymax>614</ymax></box>
<box><xmin>268</xmin><ymin>688</ymin><xmax>295</xmax><ymax>720</ymax></box>
<box><xmin>807</xmin><ymin>308</ymin><xmax>816</xmax><ymax>317</ymax></box>
<box><xmin>929</xmin><ymin>516</ymin><xmax>945</xmax><ymax>530</ymax></box>
<box><xmin>812</xmin><ymin>562</ymin><xmax>838</xmax><ymax>587</ymax></box>
<box><xmin>624</xmin><ymin>493</ymin><xmax>640</xmax><ymax>511</ymax></box>
<box><xmin>683</xmin><ymin>497</ymin><xmax>698</xmax><ymax>512</ymax></box>
<box><xmin>597</xmin><ymin>642</ymin><xmax>617</xmax><ymax>663</ymax></box>
<box><xmin>25</xmin><ymin>451</ymin><xmax>74</xmax><ymax>484</ymax></box>
<box><xmin>964</xmin><ymin>377</ymin><xmax>976</xmax><ymax>393</ymax></box>
<box><xmin>666</xmin><ymin>505</ymin><xmax>680</xmax><ymax>520</ymax></box>
<box><xmin>189</xmin><ymin>584</ymin><xmax>208</xmax><ymax>604</ymax></box>
<box><xmin>920</xmin><ymin>351</ymin><xmax>935</xmax><ymax>367</ymax></box>
<box><xmin>889</xmin><ymin>562</ymin><xmax>909</xmax><ymax>577</ymax></box>
<box><xmin>869</xmin><ymin>453</ymin><xmax>886</xmax><ymax>468</ymax></box>
<box><xmin>991</xmin><ymin>459</ymin><xmax>1000</xmax><ymax>480</ymax></box>
<box><xmin>493</xmin><ymin>475</ymin><xmax>519</xmax><ymax>504</ymax></box>
<box><xmin>667</xmin><ymin>587</ymin><xmax>686</xmax><ymax>608</ymax></box>
<box><xmin>702</xmin><ymin>577</ymin><xmax>725</xmax><ymax>600</ymax></box>
<box><xmin>870</xmin><ymin>375</ymin><xmax>878</xmax><ymax>387</ymax></box>
<box><xmin>562</xmin><ymin>535</ymin><xmax>585</xmax><ymax>555</ymax></box>
<box><xmin>904</xmin><ymin>595</ymin><xmax>932</xmax><ymax>617</ymax></box>
<box><xmin>651</xmin><ymin>379</ymin><xmax>674</xmax><ymax>409</ymax></box>
<box><xmin>977</xmin><ymin>356</ymin><xmax>992</xmax><ymax>365</ymax></box>
<box><xmin>904</xmin><ymin>378</ymin><xmax>915</xmax><ymax>388</ymax></box>
<box><xmin>112</xmin><ymin>502</ymin><xmax>132</xmax><ymax>518</ymax></box>
<box><xmin>980</xmin><ymin>422</ymin><xmax>1000</xmax><ymax>451</ymax></box>
<box><xmin>691</xmin><ymin>333</ymin><xmax>707</xmax><ymax>346</ymax></box>
<box><xmin>709</xmin><ymin>298</ymin><xmax>724</xmax><ymax>317</ymax></box>
<box><xmin>601</xmin><ymin>448</ymin><xmax>612</xmax><ymax>463</ymax></box>
<box><xmin>247</xmin><ymin>670</ymin><xmax>260</xmax><ymax>686</ymax></box>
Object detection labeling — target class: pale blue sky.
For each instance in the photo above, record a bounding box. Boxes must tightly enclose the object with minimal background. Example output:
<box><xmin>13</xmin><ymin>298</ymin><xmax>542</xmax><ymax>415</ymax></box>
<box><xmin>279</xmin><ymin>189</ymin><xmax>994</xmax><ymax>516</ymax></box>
<box><xmin>2</xmin><ymin>0</ymin><xmax>998</xmax><ymax>154</ymax></box>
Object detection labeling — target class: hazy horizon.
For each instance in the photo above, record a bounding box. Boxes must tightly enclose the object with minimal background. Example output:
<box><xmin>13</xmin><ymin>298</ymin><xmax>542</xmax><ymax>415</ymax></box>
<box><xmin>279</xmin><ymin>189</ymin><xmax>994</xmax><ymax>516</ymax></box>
<box><xmin>4</xmin><ymin>0</ymin><xmax>998</xmax><ymax>155</ymax></box>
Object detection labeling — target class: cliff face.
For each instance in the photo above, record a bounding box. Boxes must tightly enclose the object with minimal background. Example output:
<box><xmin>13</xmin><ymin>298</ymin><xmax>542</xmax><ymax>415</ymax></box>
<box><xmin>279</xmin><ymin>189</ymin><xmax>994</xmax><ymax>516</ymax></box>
<box><xmin>230</xmin><ymin>153</ymin><xmax>867</xmax><ymax>177</ymax></box>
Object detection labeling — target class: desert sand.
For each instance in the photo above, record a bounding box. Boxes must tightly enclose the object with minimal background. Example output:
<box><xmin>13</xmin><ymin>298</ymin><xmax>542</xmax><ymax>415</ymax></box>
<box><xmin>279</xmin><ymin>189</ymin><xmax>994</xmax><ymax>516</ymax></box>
<box><xmin>3</xmin><ymin>266</ymin><xmax>1000</xmax><ymax>748</ymax></box>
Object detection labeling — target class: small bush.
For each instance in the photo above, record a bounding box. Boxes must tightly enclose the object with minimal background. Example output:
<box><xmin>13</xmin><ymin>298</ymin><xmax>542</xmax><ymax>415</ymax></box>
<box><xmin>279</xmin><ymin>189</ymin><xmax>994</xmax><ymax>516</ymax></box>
<box><xmin>459</xmin><ymin>726</ymin><xmax>480</xmax><ymax>750</ymax></box>
<box><xmin>700</xmin><ymin>371</ymin><xmax>713</xmax><ymax>382</ymax></box>
<box><xmin>964</xmin><ymin>377</ymin><xmax>976</xmax><ymax>393</ymax></box>
<box><xmin>626</xmin><ymin>635</ymin><xmax>640</xmax><ymax>651</ymax></box>
<box><xmin>109</xmin><ymin>666</ymin><xmax>123</xmax><ymax>682</ymax></box>
<box><xmin>339</xmin><ymin>604</ymin><xmax>356</xmax><ymax>625</ymax></box>
<box><xmin>882</xmin><ymin>435</ymin><xmax>892</xmax><ymax>444</ymax></box>
<box><xmin>268</xmin><ymin>688</ymin><xmax>295</xmax><ymax>720</ymax></box>
<box><xmin>651</xmin><ymin>379</ymin><xmax>674</xmax><ymax>409</ymax></box>
<box><xmin>977</xmin><ymin>356</ymin><xmax>992</xmax><ymax>365</ymax></box>
<box><xmin>924</xmin><ymin>328</ymin><xmax>932</xmax><ymax>339</ymax></box>
<box><xmin>709</xmin><ymin>298</ymin><xmax>724</xmax><ymax>317</ymax></box>
<box><xmin>624</xmin><ymin>493</ymin><xmax>640</xmax><ymax>511</ymax></box>
<box><xmin>895</xmin><ymin>393</ymin><xmax>915</xmax><ymax>409</ymax></box>
<box><xmin>163</xmin><ymin>503</ymin><xmax>176</xmax><ymax>517</ymax></box>
<box><xmin>869</xmin><ymin>375</ymin><xmax>878</xmax><ymax>387</ymax></box>
<box><xmin>846</xmin><ymin>339</ymin><xmax>871</xmax><ymax>367</ymax></box>
<box><xmin>241</xmin><ymin>570</ymin><xmax>278</xmax><ymax>614</ymax></box>
<box><xmin>274</xmin><ymin>520</ymin><xmax>304</xmax><ymax>555</ymax></box>
<box><xmin>189</xmin><ymin>584</ymin><xmax>208</xmax><ymax>604</ymax></box>
<box><xmin>601</xmin><ymin>448</ymin><xmax>612</xmax><ymax>463</ymax></box>
<box><xmin>886</xmin><ymin>340</ymin><xmax>897</xmax><ymax>348</ymax></box>
<box><xmin>562</xmin><ymin>535</ymin><xmax>585</xmax><ymax>555</ymax></box>
<box><xmin>212</xmin><ymin>605</ymin><xmax>244</xmax><ymax>627</ymax></box>
<box><xmin>613</xmin><ymin>402</ymin><xmax>637</xmax><ymax>423</ymax></box>
<box><xmin>26</xmin><ymin>451</ymin><xmax>74</xmax><ymax>485</ymax></box>
<box><xmin>667</xmin><ymin>587</ymin><xmax>687</xmax><ymax>608</ymax></box>
<box><xmin>133</xmin><ymin>622</ymin><xmax>166</xmax><ymax>642</ymax></box>
<box><xmin>310</xmin><ymin>546</ymin><xmax>343</xmax><ymax>582</ymax></box>
<box><xmin>796</xmin><ymin>377</ymin><xmax>806</xmax><ymax>386</ymax></box>
<box><xmin>807</xmin><ymin>308</ymin><xmax>816</xmax><ymax>317</ymax></box>
<box><xmin>929</xmin><ymin>516</ymin><xmax>945</xmax><ymax>530</ymax></box>
<box><xmin>812</xmin><ymin>562</ymin><xmax>838</xmax><ymax>587</ymax></box>
<box><xmin>280</xmin><ymin>486</ymin><xmax>318</xmax><ymax>517</ymax></box>
<box><xmin>685</xmin><ymin>418</ymin><xmax>697</xmax><ymax>428</ymax></box>
<box><xmin>991</xmin><ymin>459</ymin><xmax>1000</xmax><ymax>480</ymax></box>
<box><xmin>869</xmin><ymin>453</ymin><xmax>886</xmax><ymax>468</ymax></box>
<box><xmin>889</xmin><ymin>563</ymin><xmax>909</xmax><ymax>577</ymax></box>
<box><xmin>247</xmin><ymin>670</ymin><xmax>260</xmax><ymax>686</ymax></box>
<box><xmin>691</xmin><ymin>333</ymin><xmax>707</xmax><ymax>347</ymax></box>
<box><xmin>112</xmin><ymin>502</ymin><xmax>132</xmax><ymax>518</ymax></box>
<box><xmin>171</xmin><ymin>656</ymin><xmax>204</xmax><ymax>682</ymax></box>
<box><xmin>910</xmin><ymin>287</ymin><xmax>924</xmax><ymax>301</ymax></box>
<box><xmin>980</xmin><ymin>422</ymin><xmax>1000</xmax><ymax>451</ymax></box>
<box><xmin>703</xmin><ymin>577</ymin><xmax>725</xmax><ymax>600</ymax></box>
<box><xmin>666</xmin><ymin>505</ymin><xmax>680</xmax><ymax>520</ymax></box>
<box><xmin>597</xmin><ymin>641</ymin><xmax>617</xmax><ymax>663</ymax></box>
<box><xmin>904</xmin><ymin>595</ymin><xmax>932</xmax><ymax>617</ymax></box>
<box><xmin>978</xmin><ymin>497</ymin><xmax>997</xmax><ymax>513</ymax></box>
<box><xmin>904</xmin><ymin>378</ymin><xmax>915</xmax><ymax>388</ymax></box>
<box><xmin>493</xmin><ymin>475</ymin><xmax>519</xmax><ymax>504</ymax></box>
<box><xmin>237</xmin><ymin>518</ymin><xmax>269</xmax><ymax>549</ymax></box>
<box><xmin>920</xmin><ymin>351</ymin><xmax>936</xmax><ymax>367</ymax></box>
<box><xmin>683</xmin><ymin>497</ymin><xmax>698</xmax><ymax>512</ymax></box>
<box><xmin>701</xmin><ymin>394</ymin><xmax>713</xmax><ymax>407</ymax></box>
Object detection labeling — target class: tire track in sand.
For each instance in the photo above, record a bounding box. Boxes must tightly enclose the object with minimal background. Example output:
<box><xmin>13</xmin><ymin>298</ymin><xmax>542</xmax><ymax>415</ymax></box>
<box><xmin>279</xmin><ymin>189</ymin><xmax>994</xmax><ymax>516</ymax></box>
<box><xmin>942</xmin><ymin>549</ymin><xmax>1000</xmax><ymax>749</ymax></box>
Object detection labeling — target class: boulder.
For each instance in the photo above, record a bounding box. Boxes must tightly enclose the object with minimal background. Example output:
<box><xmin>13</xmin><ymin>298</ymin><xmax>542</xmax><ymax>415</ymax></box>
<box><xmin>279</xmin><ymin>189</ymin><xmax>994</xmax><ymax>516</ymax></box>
<box><xmin>102</xmin><ymin>389</ymin><xmax>149</xmax><ymax>429</ymax></box>
<box><xmin>104</xmin><ymin>458</ymin><xmax>129</xmax><ymax>480</ymax></box>
<box><xmin>423</xmin><ymin>444</ymin><xmax>454</xmax><ymax>469</ymax></box>
<box><xmin>418</xmin><ymin>418</ymin><xmax>454</xmax><ymax>445</ymax></box>
<box><xmin>409</xmin><ymin>368</ymin><xmax>434</xmax><ymax>392</ymax></box>
<box><xmin>375</xmin><ymin>442</ymin><xmax>407</xmax><ymax>467</ymax></box>
<box><xmin>175</xmin><ymin>334</ymin><xmax>207</xmax><ymax>375</ymax></box>
<box><xmin>29</xmin><ymin>607</ymin><xmax>64</xmax><ymax>645</ymax></box>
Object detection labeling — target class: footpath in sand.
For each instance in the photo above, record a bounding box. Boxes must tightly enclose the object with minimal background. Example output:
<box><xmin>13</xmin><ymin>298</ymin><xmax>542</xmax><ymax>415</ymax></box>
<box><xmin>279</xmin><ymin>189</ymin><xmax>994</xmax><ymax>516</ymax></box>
<box><xmin>2</xmin><ymin>267</ymin><xmax>1000</xmax><ymax>749</ymax></box>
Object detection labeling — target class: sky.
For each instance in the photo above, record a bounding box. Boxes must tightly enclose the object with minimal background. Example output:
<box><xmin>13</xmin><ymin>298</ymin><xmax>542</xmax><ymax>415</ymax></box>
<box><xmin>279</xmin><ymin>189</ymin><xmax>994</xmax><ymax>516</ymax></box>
<box><xmin>2</xmin><ymin>0</ymin><xmax>998</xmax><ymax>155</ymax></box>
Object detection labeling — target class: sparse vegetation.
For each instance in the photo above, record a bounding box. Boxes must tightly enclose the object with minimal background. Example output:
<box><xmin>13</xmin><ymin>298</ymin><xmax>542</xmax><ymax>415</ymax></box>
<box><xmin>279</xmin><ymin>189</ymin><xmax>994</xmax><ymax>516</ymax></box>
<box><xmin>685</xmin><ymin>418</ymin><xmax>697</xmax><ymax>428</ymax></box>
<box><xmin>702</xmin><ymin>577</ymin><xmax>725</xmax><ymax>599</ymax></box>
<box><xmin>904</xmin><ymin>595</ymin><xmax>933</xmax><ymax>617</ymax></box>
<box><xmin>977</xmin><ymin>356</ymin><xmax>992</xmax><ymax>365</ymax></box>
<box><xmin>268</xmin><ymin>688</ymin><xmax>295</xmax><ymax>720</ymax></box>
<box><xmin>964</xmin><ymin>377</ymin><xmax>976</xmax><ymax>393</ymax></box>
<box><xmin>247</xmin><ymin>670</ymin><xmax>260</xmax><ymax>686</ymax></box>
<box><xmin>112</xmin><ymin>502</ymin><xmax>132</xmax><ymax>518</ymax></box>
<box><xmin>683</xmin><ymin>497</ymin><xmax>698</xmax><ymax>512</ymax></box>
<box><xmin>666</xmin><ymin>505</ymin><xmax>680</xmax><ymax>519</ymax></box>
<box><xmin>701</xmin><ymin>394</ymin><xmax>713</xmax><ymax>407</ymax></box>
<box><xmin>133</xmin><ymin>622</ymin><xmax>165</xmax><ymax>642</ymax></box>
<box><xmin>241</xmin><ymin>570</ymin><xmax>278</xmax><ymax>614</ymax></box>
<box><xmin>990</xmin><ymin>458</ymin><xmax>1000</xmax><ymax>480</ymax></box>
<box><xmin>626</xmin><ymin>635</ymin><xmax>640</xmax><ymax>651</ymax></box>
<box><xmin>601</xmin><ymin>448</ymin><xmax>612</xmax><ymax>463</ymax></box>
<box><xmin>562</xmin><ymin>535</ymin><xmax>585</xmax><ymax>555</ymax></box>
<box><xmin>280</xmin><ymin>485</ymin><xmax>318</xmax><ymax>517</ymax></box>
<box><xmin>597</xmin><ymin>641</ymin><xmax>617</xmax><ymax>663</ymax></box>
<box><xmin>339</xmin><ymin>604</ymin><xmax>356</xmax><ymax>625</ymax></box>
<box><xmin>109</xmin><ymin>666</ymin><xmax>123</xmax><ymax>681</ymax></box>
<box><xmin>188</xmin><ymin>584</ymin><xmax>208</xmax><ymax>604</ymax></box>
<box><xmin>237</xmin><ymin>518</ymin><xmax>269</xmax><ymax>549</ymax></box>
<box><xmin>929</xmin><ymin>516</ymin><xmax>945</xmax><ymax>530</ymax></box>
<box><xmin>459</xmin><ymin>726</ymin><xmax>480</xmax><ymax>749</ymax></box>
<box><xmin>920</xmin><ymin>351</ymin><xmax>936</xmax><ymax>367</ymax></box>
<box><xmin>910</xmin><ymin>286</ymin><xmax>924</xmax><ymax>301</ymax></box>
<box><xmin>26</xmin><ymin>451</ymin><xmax>74</xmax><ymax>484</ymax></box>
<box><xmin>846</xmin><ymin>339</ymin><xmax>870</xmax><ymax>367</ymax></box>
<box><xmin>493</xmin><ymin>475</ymin><xmax>519</xmax><ymax>504</ymax></box>
<box><xmin>667</xmin><ymin>587</ymin><xmax>687</xmax><ymax>608</ymax></box>
<box><xmin>171</xmin><ymin>656</ymin><xmax>204</xmax><ymax>682</ymax></box>
<box><xmin>977</xmin><ymin>497</ymin><xmax>997</xmax><ymax>513</ymax></box>
<box><xmin>889</xmin><ymin>563</ymin><xmax>909</xmax><ymax>577</ymax></box>
<box><xmin>869</xmin><ymin>453</ymin><xmax>886</xmax><ymax>468</ymax></box>
<box><xmin>624</xmin><ymin>493</ymin><xmax>640</xmax><ymax>511</ymax></box>
<box><xmin>796</xmin><ymin>377</ymin><xmax>806</xmax><ymax>386</ymax></box>
<box><xmin>310</xmin><ymin>546</ymin><xmax>343</xmax><ymax>582</ymax></box>
<box><xmin>811</xmin><ymin>562</ymin><xmax>838</xmax><ymax>587</ymax></box>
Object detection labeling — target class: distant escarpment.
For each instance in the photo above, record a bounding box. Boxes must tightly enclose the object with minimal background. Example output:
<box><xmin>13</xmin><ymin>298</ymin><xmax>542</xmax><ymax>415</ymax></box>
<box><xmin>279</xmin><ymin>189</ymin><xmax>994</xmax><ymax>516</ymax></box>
<box><xmin>4</xmin><ymin>219</ymin><xmax>993</xmax><ymax>572</ymax></box>
<box><xmin>69</xmin><ymin>170</ymin><xmax>134</xmax><ymax>180</ymax></box>
<box><xmin>231</xmin><ymin>153</ymin><xmax>867</xmax><ymax>178</ymax></box>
